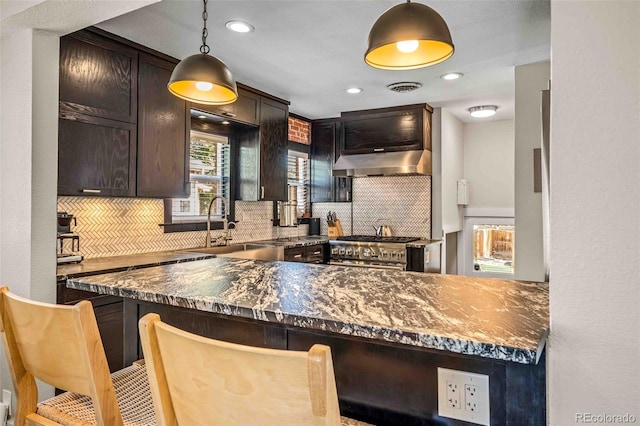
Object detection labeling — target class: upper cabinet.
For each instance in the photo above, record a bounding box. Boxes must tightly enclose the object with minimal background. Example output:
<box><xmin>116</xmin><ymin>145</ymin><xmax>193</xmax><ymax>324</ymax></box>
<box><xmin>59</xmin><ymin>31</ymin><xmax>137</xmax><ymax>123</ymax></box>
<box><xmin>193</xmin><ymin>88</ymin><xmax>261</xmax><ymax>126</ymax></box>
<box><xmin>136</xmin><ymin>53</ymin><xmax>189</xmax><ymax>198</ymax></box>
<box><xmin>310</xmin><ymin>119</ymin><xmax>351</xmax><ymax>203</ymax></box>
<box><xmin>235</xmin><ymin>96</ymin><xmax>289</xmax><ymax>201</ymax></box>
<box><xmin>58</xmin><ymin>29</ymin><xmax>188</xmax><ymax>198</ymax></box>
<box><xmin>339</xmin><ymin>104</ymin><xmax>430</xmax><ymax>156</ymax></box>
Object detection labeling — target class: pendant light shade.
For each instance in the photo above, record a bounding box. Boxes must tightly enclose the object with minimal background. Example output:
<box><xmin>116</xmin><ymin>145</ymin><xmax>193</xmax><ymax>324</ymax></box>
<box><xmin>167</xmin><ymin>0</ymin><xmax>238</xmax><ymax>105</ymax></box>
<box><xmin>365</xmin><ymin>1</ymin><xmax>454</xmax><ymax>70</ymax></box>
<box><xmin>168</xmin><ymin>54</ymin><xmax>237</xmax><ymax>105</ymax></box>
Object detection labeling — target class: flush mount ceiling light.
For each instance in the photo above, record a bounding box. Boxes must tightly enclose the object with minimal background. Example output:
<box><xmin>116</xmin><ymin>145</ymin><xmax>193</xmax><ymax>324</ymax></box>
<box><xmin>225</xmin><ymin>20</ymin><xmax>254</xmax><ymax>33</ymax></box>
<box><xmin>469</xmin><ymin>105</ymin><xmax>498</xmax><ymax>118</ymax></box>
<box><xmin>365</xmin><ymin>0</ymin><xmax>454</xmax><ymax>70</ymax></box>
<box><xmin>346</xmin><ymin>87</ymin><xmax>363</xmax><ymax>94</ymax></box>
<box><xmin>441</xmin><ymin>72</ymin><xmax>463</xmax><ymax>80</ymax></box>
<box><xmin>168</xmin><ymin>0</ymin><xmax>237</xmax><ymax>105</ymax></box>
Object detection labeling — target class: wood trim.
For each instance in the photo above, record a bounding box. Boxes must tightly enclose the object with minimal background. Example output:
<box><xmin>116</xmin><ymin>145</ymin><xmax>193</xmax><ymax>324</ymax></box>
<box><xmin>340</xmin><ymin>103</ymin><xmax>433</xmax><ymax>117</ymax></box>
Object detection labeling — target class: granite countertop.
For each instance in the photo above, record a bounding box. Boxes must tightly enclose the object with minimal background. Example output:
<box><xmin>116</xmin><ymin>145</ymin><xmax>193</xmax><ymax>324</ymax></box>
<box><xmin>56</xmin><ymin>251</ymin><xmax>215</xmax><ymax>280</ymax></box>
<box><xmin>406</xmin><ymin>239</ymin><xmax>442</xmax><ymax>248</ymax></box>
<box><xmin>68</xmin><ymin>257</ymin><xmax>549</xmax><ymax>364</ymax></box>
<box><xmin>253</xmin><ymin>236</ymin><xmax>329</xmax><ymax>248</ymax></box>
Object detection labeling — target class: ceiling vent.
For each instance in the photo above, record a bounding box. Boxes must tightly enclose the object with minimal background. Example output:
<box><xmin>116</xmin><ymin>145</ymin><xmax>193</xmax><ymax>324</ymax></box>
<box><xmin>386</xmin><ymin>82</ymin><xmax>422</xmax><ymax>93</ymax></box>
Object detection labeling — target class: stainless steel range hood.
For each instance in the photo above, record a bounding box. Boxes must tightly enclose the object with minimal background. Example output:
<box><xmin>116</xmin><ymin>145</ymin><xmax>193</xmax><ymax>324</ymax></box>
<box><xmin>333</xmin><ymin>149</ymin><xmax>432</xmax><ymax>177</ymax></box>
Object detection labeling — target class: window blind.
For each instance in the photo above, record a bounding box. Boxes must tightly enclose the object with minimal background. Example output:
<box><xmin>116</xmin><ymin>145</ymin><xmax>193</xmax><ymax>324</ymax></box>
<box><xmin>287</xmin><ymin>151</ymin><xmax>310</xmax><ymax>216</ymax></box>
<box><xmin>172</xmin><ymin>131</ymin><xmax>229</xmax><ymax>222</ymax></box>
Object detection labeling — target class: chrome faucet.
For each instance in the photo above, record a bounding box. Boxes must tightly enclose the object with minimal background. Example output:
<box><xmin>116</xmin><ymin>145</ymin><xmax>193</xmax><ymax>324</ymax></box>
<box><xmin>206</xmin><ymin>196</ymin><xmax>231</xmax><ymax>247</ymax></box>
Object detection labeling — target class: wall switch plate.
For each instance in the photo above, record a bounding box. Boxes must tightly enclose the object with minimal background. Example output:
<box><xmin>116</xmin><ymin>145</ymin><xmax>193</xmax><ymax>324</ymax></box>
<box><xmin>437</xmin><ymin>367</ymin><xmax>490</xmax><ymax>425</ymax></box>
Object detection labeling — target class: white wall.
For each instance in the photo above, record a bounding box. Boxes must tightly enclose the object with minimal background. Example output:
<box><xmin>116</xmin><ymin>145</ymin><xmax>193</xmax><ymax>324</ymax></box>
<box><xmin>463</xmin><ymin>120</ymin><xmax>514</xmax><ymax>210</ymax></box>
<box><xmin>514</xmin><ymin>61</ymin><xmax>549</xmax><ymax>282</ymax></box>
<box><xmin>549</xmin><ymin>1</ymin><xmax>640</xmax><ymax>424</ymax></box>
<box><xmin>432</xmin><ymin>108</ymin><xmax>465</xmax><ymax>239</ymax></box>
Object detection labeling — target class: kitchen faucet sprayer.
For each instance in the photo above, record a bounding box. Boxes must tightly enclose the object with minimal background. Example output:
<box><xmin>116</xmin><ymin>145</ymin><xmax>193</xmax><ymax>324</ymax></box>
<box><xmin>206</xmin><ymin>196</ymin><xmax>231</xmax><ymax>247</ymax></box>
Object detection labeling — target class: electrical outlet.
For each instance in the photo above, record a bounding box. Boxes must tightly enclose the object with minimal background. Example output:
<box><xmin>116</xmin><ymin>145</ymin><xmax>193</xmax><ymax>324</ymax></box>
<box><xmin>437</xmin><ymin>368</ymin><xmax>490</xmax><ymax>426</ymax></box>
<box><xmin>446</xmin><ymin>381</ymin><xmax>461</xmax><ymax>409</ymax></box>
<box><xmin>465</xmin><ymin>384</ymin><xmax>478</xmax><ymax>411</ymax></box>
<box><xmin>2</xmin><ymin>389</ymin><xmax>10</xmax><ymax>418</ymax></box>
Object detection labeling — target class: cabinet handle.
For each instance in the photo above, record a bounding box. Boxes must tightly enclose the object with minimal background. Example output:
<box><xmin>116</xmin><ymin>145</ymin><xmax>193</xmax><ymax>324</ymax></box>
<box><xmin>261</xmin><ymin>186</ymin><xmax>265</xmax><ymax>199</ymax></box>
<box><xmin>294</xmin><ymin>254</ymin><xmax>303</xmax><ymax>258</ymax></box>
<box><xmin>81</xmin><ymin>189</ymin><xmax>101</xmax><ymax>194</ymax></box>
<box><xmin>373</xmin><ymin>148</ymin><xmax>385</xmax><ymax>152</ymax></box>
<box><xmin>223</xmin><ymin>112</ymin><xmax>236</xmax><ymax>117</ymax></box>
<box><xmin>312</xmin><ymin>250</ymin><xmax>321</xmax><ymax>255</ymax></box>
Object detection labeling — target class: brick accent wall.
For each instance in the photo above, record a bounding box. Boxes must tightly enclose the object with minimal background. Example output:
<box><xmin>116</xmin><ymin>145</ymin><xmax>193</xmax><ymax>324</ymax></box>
<box><xmin>288</xmin><ymin>116</ymin><xmax>310</xmax><ymax>144</ymax></box>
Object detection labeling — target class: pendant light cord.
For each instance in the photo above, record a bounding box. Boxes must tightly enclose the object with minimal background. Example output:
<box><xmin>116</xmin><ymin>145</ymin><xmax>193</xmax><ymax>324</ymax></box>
<box><xmin>200</xmin><ymin>0</ymin><xmax>210</xmax><ymax>54</ymax></box>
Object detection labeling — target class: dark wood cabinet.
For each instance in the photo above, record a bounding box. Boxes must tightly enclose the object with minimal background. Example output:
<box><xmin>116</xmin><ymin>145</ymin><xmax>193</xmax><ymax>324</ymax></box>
<box><xmin>136</xmin><ymin>53</ymin><xmax>189</xmax><ymax>198</ymax></box>
<box><xmin>236</xmin><ymin>97</ymin><xmax>289</xmax><ymax>201</ymax></box>
<box><xmin>56</xmin><ymin>282</ymin><xmax>123</xmax><ymax>372</ymax></box>
<box><xmin>58</xmin><ymin>111</ymin><xmax>136</xmax><ymax>196</ymax></box>
<box><xmin>310</xmin><ymin>119</ymin><xmax>352</xmax><ymax>203</ymax></box>
<box><xmin>284</xmin><ymin>244</ymin><xmax>327</xmax><ymax>264</ymax></box>
<box><xmin>192</xmin><ymin>87</ymin><xmax>261</xmax><ymax>126</ymax></box>
<box><xmin>259</xmin><ymin>98</ymin><xmax>288</xmax><ymax>201</ymax></box>
<box><xmin>59</xmin><ymin>30</ymin><xmax>138</xmax><ymax>124</ymax></box>
<box><xmin>340</xmin><ymin>104</ymin><xmax>430</xmax><ymax>156</ymax></box>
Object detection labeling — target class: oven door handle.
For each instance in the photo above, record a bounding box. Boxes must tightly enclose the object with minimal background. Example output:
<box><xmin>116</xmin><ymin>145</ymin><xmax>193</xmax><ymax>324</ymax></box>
<box><xmin>329</xmin><ymin>261</ymin><xmax>405</xmax><ymax>271</ymax></box>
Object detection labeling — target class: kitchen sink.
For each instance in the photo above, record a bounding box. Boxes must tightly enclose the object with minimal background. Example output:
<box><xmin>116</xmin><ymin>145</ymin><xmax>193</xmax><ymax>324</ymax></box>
<box><xmin>185</xmin><ymin>244</ymin><xmax>284</xmax><ymax>261</ymax></box>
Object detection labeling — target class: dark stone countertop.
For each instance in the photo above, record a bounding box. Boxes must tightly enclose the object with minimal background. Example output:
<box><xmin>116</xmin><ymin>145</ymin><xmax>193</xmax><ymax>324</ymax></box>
<box><xmin>68</xmin><ymin>257</ymin><xmax>549</xmax><ymax>364</ymax></box>
<box><xmin>406</xmin><ymin>239</ymin><xmax>442</xmax><ymax>248</ymax></box>
<box><xmin>253</xmin><ymin>236</ymin><xmax>329</xmax><ymax>248</ymax></box>
<box><xmin>56</xmin><ymin>251</ymin><xmax>215</xmax><ymax>280</ymax></box>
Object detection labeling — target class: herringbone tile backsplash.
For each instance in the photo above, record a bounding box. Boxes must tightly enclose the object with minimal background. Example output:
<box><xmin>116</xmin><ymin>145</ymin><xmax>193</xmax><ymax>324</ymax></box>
<box><xmin>352</xmin><ymin>175</ymin><xmax>431</xmax><ymax>238</ymax></box>
<box><xmin>57</xmin><ymin>175</ymin><xmax>430</xmax><ymax>258</ymax></box>
<box><xmin>57</xmin><ymin>197</ymin><xmax>305</xmax><ymax>259</ymax></box>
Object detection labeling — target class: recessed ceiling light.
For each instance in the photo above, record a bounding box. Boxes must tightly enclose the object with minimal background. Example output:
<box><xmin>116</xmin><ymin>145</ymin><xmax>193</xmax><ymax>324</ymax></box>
<box><xmin>441</xmin><ymin>72</ymin><xmax>463</xmax><ymax>80</ymax></box>
<box><xmin>197</xmin><ymin>115</ymin><xmax>206</xmax><ymax>119</ymax></box>
<box><xmin>221</xmin><ymin>120</ymin><xmax>230</xmax><ymax>125</ymax></box>
<box><xmin>346</xmin><ymin>87</ymin><xmax>363</xmax><ymax>94</ymax></box>
<box><xmin>469</xmin><ymin>105</ymin><xmax>498</xmax><ymax>118</ymax></box>
<box><xmin>225</xmin><ymin>20</ymin><xmax>254</xmax><ymax>33</ymax></box>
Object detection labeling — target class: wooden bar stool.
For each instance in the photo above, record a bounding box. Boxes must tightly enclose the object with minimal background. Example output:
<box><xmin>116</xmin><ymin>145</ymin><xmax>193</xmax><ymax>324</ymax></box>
<box><xmin>0</xmin><ymin>286</ymin><xmax>155</xmax><ymax>426</ymax></box>
<box><xmin>139</xmin><ymin>313</ymin><xmax>372</xmax><ymax>426</ymax></box>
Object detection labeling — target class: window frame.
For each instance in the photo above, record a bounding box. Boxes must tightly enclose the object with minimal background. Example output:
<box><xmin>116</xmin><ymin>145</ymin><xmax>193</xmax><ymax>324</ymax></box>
<box><xmin>161</xmin><ymin>129</ymin><xmax>235</xmax><ymax>234</ymax></box>
<box><xmin>462</xmin><ymin>216</ymin><xmax>515</xmax><ymax>278</ymax></box>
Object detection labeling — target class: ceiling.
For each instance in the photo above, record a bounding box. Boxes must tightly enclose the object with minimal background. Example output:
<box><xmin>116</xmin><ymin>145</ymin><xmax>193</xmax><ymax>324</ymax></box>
<box><xmin>97</xmin><ymin>0</ymin><xmax>550</xmax><ymax>123</ymax></box>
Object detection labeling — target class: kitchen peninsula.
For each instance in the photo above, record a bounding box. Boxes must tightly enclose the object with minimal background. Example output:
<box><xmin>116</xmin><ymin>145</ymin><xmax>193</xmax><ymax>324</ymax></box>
<box><xmin>68</xmin><ymin>256</ymin><xmax>547</xmax><ymax>425</ymax></box>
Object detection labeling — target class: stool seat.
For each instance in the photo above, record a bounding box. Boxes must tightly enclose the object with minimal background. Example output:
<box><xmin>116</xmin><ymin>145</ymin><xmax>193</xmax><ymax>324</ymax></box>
<box><xmin>37</xmin><ymin>364</ymin><xmax>155</xmax><ymax>426</ymax></box>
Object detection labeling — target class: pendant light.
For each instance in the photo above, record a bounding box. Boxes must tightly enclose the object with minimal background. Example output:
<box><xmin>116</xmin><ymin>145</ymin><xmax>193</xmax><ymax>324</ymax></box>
<box><xmin>365</xmin><ymin>0</ymin><xmax>454</xmax><ymax>70</ymax></box>
<box><xmin>168</xmin><ymin>0</ymin><xmax>237</xmax><ymax>105</ymax></box>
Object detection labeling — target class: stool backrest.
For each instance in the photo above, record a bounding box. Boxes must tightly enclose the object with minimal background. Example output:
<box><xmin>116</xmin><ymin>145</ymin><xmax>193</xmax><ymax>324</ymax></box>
<box><xmin>0</xmin><ymin>286</ymin><xmax>122</xmax><ymax>426</ymax></box>
<box><xmin>139</xmin><ymin>313</ymin><xmax>342</xmax><ymax>426</ymax></box>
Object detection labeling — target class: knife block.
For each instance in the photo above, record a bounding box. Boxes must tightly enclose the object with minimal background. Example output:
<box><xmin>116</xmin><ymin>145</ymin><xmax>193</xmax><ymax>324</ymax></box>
<box><xmin>328</xmin><ymin>219</ymin><xmax>343</xmax><ymax>238</ymax></box>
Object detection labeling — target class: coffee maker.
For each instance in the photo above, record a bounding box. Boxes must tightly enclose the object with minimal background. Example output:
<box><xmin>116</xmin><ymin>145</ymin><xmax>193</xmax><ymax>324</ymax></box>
<box><xmin>57</xmin><ymin>212</ymin><xmax>83</xmax><ymax>264</ymax></box>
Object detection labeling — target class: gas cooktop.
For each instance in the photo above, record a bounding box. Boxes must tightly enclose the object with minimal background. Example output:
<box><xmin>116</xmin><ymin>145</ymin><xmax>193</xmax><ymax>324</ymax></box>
<box><xmin>336</xmin><ymin>235</ymin><xmax>420</xmax><ymax>244</ymax></box>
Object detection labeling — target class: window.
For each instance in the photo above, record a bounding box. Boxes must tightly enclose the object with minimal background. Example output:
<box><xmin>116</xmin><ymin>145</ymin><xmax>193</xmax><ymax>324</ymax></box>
<box><xmin>463</xmin><ymin>216</ymin><xmax>515</xmax><ymax>278</ymax></box>
<box><xmin>287</xmin><ymin>150</ymin><xmax>309</xmax><ymax>217</ymax></box>
<box><xmin>472</xmin><ymin>224</ymin><xmax>514</xmax><ymax>274</ymax></box>
<box><xmin>171</xmin><ymin>130</ymin><xmax>230</xmax><ymax>223</ymax></box>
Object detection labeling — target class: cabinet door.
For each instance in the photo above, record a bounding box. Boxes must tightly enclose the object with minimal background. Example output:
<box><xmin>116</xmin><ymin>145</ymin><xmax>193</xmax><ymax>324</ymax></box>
<box><xmin>284</xmin><ymin>246</ymin><xmax>307</xmax><ymax>262</ymax></box>
<box><xmin>193</xmin><ymin>88</ymin><xmax>261</xmax><ymax>125</ymax></box>
<box><xmin>259</xmin><ymin>98</ymin><xmax>288</xmax><ymax>201</ymax></box>
<box><xmin>94</xmin><ymin>302</ymin><xmax>124</xmax><ymax>372</ymax></box>
<box><xmin>305</xmin><ymin>245</ymin><xmax>326</xmax><ymax>264</ymax></box>
<box><xmin>58</xmin><ymin>112</ymin><xmax>136</xmax><ymax>196</ymax></box>
<box><xmin>341</xmin><ymin>108</ymin><xmax>424</xmax><ymax>155</ymax></box>
<box><xmin>59</xmin><ymin>30</ymin><xmax>138</xmax><ymax>123</ymax></box>
<box><xmin>310</xmin><ymin>121</ymin><xmax>334</xmax><ymax>203</ymax></box>
<box><xmin>137</xmin><ymin>53</ymin><xmax>189</xmax><ymax>198</ymax></box>
<box><xmin>334</xmin><ymin>177</ymin><xmax>352</xmax><ymax>202</ymax></box>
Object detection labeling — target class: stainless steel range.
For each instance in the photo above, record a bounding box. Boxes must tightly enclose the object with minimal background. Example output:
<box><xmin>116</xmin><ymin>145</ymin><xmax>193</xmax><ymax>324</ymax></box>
<box><xmin>329</xmin><ymin>236</ymin><xmax>421</xmax><ymax>270</ymax></box>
